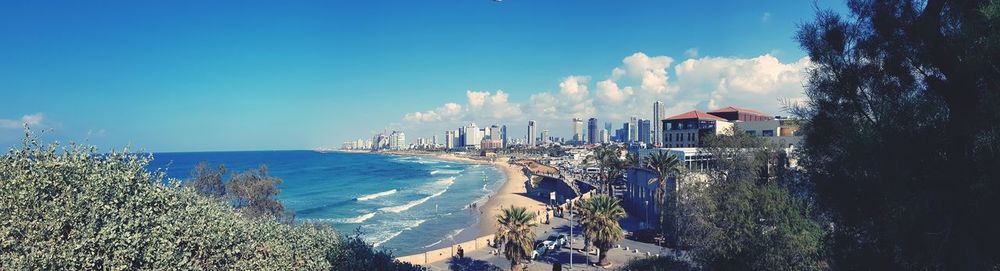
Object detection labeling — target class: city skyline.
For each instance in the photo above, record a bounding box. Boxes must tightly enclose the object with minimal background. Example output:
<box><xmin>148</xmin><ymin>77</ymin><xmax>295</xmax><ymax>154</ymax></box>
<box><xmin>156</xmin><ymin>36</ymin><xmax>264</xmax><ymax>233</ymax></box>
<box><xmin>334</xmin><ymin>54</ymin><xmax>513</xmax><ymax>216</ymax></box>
<box><xmin>0</xmin><ymin>0</ymin><xmax>849</xmax><ymax>152</ymax></box>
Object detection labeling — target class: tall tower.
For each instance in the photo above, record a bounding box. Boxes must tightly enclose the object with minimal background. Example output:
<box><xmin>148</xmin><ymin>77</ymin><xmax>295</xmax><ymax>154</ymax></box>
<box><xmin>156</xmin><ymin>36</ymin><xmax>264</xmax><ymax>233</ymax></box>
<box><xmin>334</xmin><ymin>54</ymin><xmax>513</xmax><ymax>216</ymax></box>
<box><xmin>629</xmin><ymin>116</ymin><xmax>638</xmax><ymax>142</ymax></box>
<box><xmin>572</xmin><ymin>118</ymin><xmax>584</xmax><ymax>143</ymax></box>
<box><xmin>587</xmin><ymin>118</ymin><xmax>598</xmax><ymax>144</ymax></box>
<box><xmin>653</xmin><ymin>101</ymin><xmax>663</xmax><ymax>147</ymax></box>
<box><xmin>500</xmin><ymin>125</ymin><xmax>508</xmax><ymax>148</ymax></box>
<box><xmin>527</xmin><ymin>120</ymin><xmax>536</xmax><ymax>147</ymax></box>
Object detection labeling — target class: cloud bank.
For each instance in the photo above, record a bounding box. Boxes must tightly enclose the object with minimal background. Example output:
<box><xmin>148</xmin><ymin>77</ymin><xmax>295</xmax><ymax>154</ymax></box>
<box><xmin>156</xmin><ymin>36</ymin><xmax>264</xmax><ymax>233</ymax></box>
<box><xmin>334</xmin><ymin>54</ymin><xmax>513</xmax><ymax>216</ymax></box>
<box><xmin>402</xmin><ymin>52</ymin><xmax>811</xmax><ymax>137</ymax></box>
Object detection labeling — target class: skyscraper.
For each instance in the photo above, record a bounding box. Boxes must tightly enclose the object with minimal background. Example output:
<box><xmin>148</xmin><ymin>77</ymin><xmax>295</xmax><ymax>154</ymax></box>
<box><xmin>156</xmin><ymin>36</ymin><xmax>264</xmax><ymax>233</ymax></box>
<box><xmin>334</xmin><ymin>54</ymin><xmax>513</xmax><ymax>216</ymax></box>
<box><xmin>587</xmin><ymin>118</ymin><xmax>598</xmax><ymax>144</ymax></box>
<box><xmin>572</xmin><ymin>118</ymin><xmax>584</xmax><ymax>143</ymax></box>
<box><xmin>541</xmin><ymin>130</ymin><xmax>550</xmax><ymax>144</ymax></box>
<box><xmin>490</xmin><ymin>125</ymin><xmax>501</xmax><ymax>140</ymax></box>
<box><xmin>445</xmin><ymin>130</ymin><xmax>456</xmax><ymax>149</ymax></box>
<box><xmin>629</xmin><ymin>116</ymin><xmax>638</xmax><ymax>142</ymax></box>
<box><xmin>464</xmin><ymin>123</ymin><xmax>481</xmax><ymax>148</ymax></box>
<box><xmin>500</xmin><ymin>125</ymin><xmax>508</xmax><ymax>148</ymax></box>
<box><xmin>638</xmin><ymin>119</ymin><xmax>652</xmax><ymax>144</ymax></box>
<box><xmin>527</xmin><ymin>120</ymin><xmax>536</xmax><ymax>147</ymax></box>
<box><xmin>653</xmin><ymin>101</ymin><xmax>663</xmax><ymax>146</ymax></box>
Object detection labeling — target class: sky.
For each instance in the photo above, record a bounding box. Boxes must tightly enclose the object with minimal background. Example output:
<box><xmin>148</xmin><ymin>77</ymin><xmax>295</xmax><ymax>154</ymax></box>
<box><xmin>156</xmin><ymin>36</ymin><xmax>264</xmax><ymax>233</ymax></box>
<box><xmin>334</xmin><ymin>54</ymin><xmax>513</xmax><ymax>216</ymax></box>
<box><xmin>0</xmin><ymin>0</ymin><xmax>850</xmax><ymax>152</ymax></box>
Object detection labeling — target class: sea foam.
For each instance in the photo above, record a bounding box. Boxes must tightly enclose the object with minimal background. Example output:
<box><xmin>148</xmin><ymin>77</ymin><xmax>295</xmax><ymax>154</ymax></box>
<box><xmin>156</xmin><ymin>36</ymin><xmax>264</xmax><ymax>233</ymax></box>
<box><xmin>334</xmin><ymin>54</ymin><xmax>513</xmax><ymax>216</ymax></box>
<box><xmin>356</xmin><ymin>189</ymin><xmax>398</xmax><ymax>201</ymax></box>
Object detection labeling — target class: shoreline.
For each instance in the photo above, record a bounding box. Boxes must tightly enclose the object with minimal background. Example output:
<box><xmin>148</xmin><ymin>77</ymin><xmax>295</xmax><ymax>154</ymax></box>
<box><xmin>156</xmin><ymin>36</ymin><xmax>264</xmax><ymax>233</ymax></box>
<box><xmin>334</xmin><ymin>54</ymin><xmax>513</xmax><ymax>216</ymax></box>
<box><xmin>382</xmin><ymin>151</ymin><xmax>549</xmax><ymax>254</ymax></box>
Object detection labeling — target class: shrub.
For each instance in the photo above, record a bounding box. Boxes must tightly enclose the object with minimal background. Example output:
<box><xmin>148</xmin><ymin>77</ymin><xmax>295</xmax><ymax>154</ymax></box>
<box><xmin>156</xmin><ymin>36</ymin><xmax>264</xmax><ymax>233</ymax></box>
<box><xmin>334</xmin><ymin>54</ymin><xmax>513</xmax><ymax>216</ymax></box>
<box><xmin>0</xmin><ymin>132</ymin><xmax>423</xmax><ymax>270</ymax></box>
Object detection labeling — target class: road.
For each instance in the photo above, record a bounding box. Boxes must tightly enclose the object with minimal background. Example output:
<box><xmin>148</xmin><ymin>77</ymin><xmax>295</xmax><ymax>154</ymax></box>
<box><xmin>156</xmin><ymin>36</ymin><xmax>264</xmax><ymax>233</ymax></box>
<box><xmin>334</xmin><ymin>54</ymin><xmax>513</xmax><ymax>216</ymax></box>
<box><xmin>424</xmin><ymin>211</ymin><xmax>687</xmax><ymax>270</ymax></box>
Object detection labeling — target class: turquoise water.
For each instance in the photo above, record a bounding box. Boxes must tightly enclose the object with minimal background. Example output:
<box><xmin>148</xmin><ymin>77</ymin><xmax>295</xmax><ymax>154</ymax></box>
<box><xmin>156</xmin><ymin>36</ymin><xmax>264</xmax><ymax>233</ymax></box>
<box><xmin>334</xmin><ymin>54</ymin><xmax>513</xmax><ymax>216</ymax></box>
<box><xmin>146</xmin><ymin>151</ymin><xmax>503</xmax><ymax>255</ymax></box>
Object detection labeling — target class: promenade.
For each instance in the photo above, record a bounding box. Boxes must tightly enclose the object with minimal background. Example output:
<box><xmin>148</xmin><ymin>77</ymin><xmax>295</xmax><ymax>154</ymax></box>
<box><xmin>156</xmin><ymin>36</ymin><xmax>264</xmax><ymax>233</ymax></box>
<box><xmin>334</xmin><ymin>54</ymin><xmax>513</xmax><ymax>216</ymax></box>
<box><xmin>423</xmin><ymin>211</ymin><xmax>683</xmax><ymax>270</ymax></box>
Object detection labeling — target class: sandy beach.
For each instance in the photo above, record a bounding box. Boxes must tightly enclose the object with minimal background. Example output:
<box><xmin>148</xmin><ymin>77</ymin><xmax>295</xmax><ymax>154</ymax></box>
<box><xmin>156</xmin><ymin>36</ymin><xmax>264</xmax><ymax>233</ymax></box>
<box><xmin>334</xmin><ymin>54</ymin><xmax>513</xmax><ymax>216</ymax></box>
<box><xmin>384</xmin><ymin>151</ymin><xmax>549</xmax><ymax>237</ymax></box>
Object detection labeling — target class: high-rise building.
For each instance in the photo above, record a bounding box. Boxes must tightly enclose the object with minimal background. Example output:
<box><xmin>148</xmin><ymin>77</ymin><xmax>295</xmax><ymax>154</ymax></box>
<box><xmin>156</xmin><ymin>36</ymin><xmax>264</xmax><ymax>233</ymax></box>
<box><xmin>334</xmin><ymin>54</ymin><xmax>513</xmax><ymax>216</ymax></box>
<box><xmin>490</xmin><ymin>125</ymin><xmax>501</xmax><ymax>141</ymax></box>
<box><xmin>572</xmin><ymin>118</ymin><xmax>584</xmax><ymax>143</ymax></box>
<box><xmin>653</xmin><ymin>101</ymin><xmax>663</xmax><ymax>146</ymax></box>
<box><xmin>638</xmin><ymin>119</ymin><xmax>652</xmax><ymax>144</ymax></box>
<box><xmin>500</xmin><ymin>125</ymin><xmax>508</xmax><ymax>148</ymax></box>
<box><xmin>622</xmin><ymin>122</ymin><xmax>633</xmax><ymax>142</ymax></box>
<box><xmin>527</xmin><ymin>120</ymin><xmax>536</xmax><ymax>147</ymax></box>
<box><xmin>431</xmin><ymin>135</ymin><xmax>438</xmax><ymax>147</ymax></box>
<box><xmin>599</xmin><ymin>128</ymin><xmax>609</xmax><ymax>143</ymax></box>
<box><xmin>445</xmin><ymin>130</ymin><xmax>457</xmax><ymax>149</ymax></box>
<box><xmin>464</xmin><ymin>123</ymin><xmax>481</xmax><ymax>148</ymax></box>
<box><xmin>629</xmin><ymin>116</ymin><xmax>638</xmax><ymax>142</ymax></box>
<box><xmin>587</xmin><ymin>118</ymin><xmax>598</xmax><ymax>144</ymax></box>
<box><xmin>541</xmin><ymin>130</ymin><xmax>550</xmax><ymax>144</ymax></box>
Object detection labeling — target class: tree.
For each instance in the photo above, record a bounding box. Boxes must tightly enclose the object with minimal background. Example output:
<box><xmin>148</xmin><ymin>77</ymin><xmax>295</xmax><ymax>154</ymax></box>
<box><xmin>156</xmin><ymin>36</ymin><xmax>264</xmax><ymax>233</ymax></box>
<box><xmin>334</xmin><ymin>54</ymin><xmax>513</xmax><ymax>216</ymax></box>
<box><xmin>677</xmin><ymin>130</ymin><xmax>823</xmax><ymax>270</ymax></box>
<box><xmin>578</xmin><ymin>195</ymin><xmax>626</xmax><ymax>267</ymax></box>
<box><xmin>644</xmin><ymin>151</ymin><xmax>682</xmax><ymax>243</ymax></box>
<box><xmin>226</xmin><ymin>165</ymin><xmax>285</xmax><ymax>219</ymax></box>
<box><xmin>618</xmin><ymin>256</ymin><xmax>694</xmax><ymax>271</ymax></box>
<box><xmin>186</xmin><ymin>161</ymin><xmax>226</xmax><ymax>198</ymax></box>
<box><xmin>496</xmin><ymin>206</ymin><xmax>537</xmax><ymax>271</ymax></box>
<box><xmin>586</xmin><ymin>145</ymin><xmax>626</xmax><ymax>194</ymax></box>
<box><xmin>796</xmin><ymin>0</ymin><xmax>1000</xmax><ymax>268</ymax></box>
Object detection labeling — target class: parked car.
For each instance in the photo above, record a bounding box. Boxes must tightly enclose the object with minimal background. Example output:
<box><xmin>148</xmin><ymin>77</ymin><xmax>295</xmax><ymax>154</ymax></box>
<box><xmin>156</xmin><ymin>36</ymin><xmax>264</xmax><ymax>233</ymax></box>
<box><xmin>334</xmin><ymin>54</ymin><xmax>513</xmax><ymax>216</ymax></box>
<box><xmin>531</xmin><ymin>240</ymin><xmax>554</xmax><ymax>260</ymax></box>
<box><xmin>546</xmin><ymin>234</ymin><xmax>567</xmax><ymax>248</ymax></box>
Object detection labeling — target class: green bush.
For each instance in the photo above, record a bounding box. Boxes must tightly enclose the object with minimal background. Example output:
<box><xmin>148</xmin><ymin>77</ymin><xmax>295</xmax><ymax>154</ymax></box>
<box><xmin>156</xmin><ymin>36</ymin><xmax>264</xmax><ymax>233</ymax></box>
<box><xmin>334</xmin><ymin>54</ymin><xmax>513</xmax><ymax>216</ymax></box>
<box><xmin>0</xmin><ymin>133</ymin><xmax>423</xmax><ymax>270</ymax></box>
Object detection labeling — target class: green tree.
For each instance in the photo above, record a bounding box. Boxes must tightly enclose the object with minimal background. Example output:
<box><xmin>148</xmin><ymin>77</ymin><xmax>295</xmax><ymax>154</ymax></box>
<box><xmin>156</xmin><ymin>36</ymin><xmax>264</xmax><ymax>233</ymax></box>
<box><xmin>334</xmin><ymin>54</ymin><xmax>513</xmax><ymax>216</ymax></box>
<box><xmin>186</xmin><ymin>161</ymin><xmax>226</xmax><ymax>198</ymax></box>
<box><xmin>586</xmin><ymin>145</ymin><xmax>626</xmax><ymax>194</ymax></box>
<box><xmin>644</xmin><ymin>151</ymin><xmax>682</xmax><ymax>243</ymax></box>
<box><xmin>226</xmin><ymin>165</ymin><xmax>285</xmax><ymax>219</ymax></box>
<box><xmin>796</xmin><ymin>0</ymin><xmax>1000</xmax><ymax>268</ymax></box>
<box><xmin>495</xmin><ymin>206</ymin><xmax>536</xmax><ymax>271</ymax></box>
<box><xmin>578</xmin><ymin>195</ymin><xmax>627</xmax><ymax>267</ymax></box>
<box><xmin>618</xmin><ymin>256</ymin><xmax>693</xmax><ymax>271</ymax></box>
<box><xmin>677</xmin><ymin>130</ymin><xmax>823</xmax><ymax>270</ymax></box>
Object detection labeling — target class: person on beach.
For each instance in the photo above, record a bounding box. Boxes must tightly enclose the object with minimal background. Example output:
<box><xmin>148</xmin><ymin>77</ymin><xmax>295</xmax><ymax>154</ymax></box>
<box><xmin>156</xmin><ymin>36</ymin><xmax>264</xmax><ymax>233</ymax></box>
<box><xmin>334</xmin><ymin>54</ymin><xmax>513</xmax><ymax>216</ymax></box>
<box><xmin>457</xmin><ymin>245</ymin><xmax>465</xmax><ymax>258</ymax></box>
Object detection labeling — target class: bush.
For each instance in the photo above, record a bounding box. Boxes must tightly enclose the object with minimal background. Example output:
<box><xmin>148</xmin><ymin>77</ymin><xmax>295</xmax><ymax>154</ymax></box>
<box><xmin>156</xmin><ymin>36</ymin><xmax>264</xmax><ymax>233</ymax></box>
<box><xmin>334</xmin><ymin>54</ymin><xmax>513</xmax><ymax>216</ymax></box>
<box><xmin>0</xmin><ymin>132</ymin><xmax>423</xmax><ymax>270</ymax></box>
<box><xmin>618</xmin><ymin>256</ymin><xmax>694</xmax><ymax>271</ymax></box>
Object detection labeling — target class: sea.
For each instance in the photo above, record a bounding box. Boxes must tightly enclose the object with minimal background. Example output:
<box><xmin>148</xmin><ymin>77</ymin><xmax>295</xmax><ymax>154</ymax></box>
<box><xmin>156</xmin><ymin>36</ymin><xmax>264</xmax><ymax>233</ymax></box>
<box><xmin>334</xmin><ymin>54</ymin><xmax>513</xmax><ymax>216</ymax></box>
<box><xmin>145</xmin><ymin>150</ymin><xmax>504</xmax><ymax>256</ymax></box>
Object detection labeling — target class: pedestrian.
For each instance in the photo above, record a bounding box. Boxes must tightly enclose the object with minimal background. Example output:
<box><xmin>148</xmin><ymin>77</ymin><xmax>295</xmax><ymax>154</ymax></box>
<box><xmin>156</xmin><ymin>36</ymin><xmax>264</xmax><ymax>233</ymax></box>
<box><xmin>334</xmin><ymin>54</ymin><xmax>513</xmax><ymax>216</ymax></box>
<box><xmin>457</xmin><ymin>245</ymin><xmax>465</xmax><ymax>258</ymax></box>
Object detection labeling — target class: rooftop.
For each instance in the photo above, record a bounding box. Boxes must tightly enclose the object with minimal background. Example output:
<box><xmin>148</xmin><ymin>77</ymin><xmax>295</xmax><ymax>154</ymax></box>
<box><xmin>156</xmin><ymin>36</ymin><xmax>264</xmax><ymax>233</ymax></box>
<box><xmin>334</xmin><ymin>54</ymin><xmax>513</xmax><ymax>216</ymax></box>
<box><xmin>708</xmin><ymin>106</ymin><xmax>769</xmax><ymax>117</ymax></box>
<box><xmin>664</xmin><ymin>110</ymin><xmax>728</xmax><ymax>121</ymax></box>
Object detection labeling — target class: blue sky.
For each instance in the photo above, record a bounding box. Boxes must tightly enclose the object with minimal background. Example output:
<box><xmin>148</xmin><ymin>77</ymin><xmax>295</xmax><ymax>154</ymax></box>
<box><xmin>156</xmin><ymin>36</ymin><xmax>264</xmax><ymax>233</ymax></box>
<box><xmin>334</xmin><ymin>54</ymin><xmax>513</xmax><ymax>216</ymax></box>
<box><xmin>0</xmin><ymin>0</ymin><xmax>848</xmax><ymax>152</ymax></box>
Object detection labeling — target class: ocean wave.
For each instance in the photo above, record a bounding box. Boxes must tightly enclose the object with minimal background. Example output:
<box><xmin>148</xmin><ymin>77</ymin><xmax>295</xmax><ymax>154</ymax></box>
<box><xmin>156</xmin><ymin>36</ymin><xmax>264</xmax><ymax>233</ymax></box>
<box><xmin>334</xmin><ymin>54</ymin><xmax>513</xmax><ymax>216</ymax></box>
<box><xmin>434</xmin><ymin>176</ymin><xmax>456</xmax><ymax>186</ymax></box>
<box><xmin>379</xmin><ymin>188</ymin><xmax>448</xmax><ymax>213</ymax></box>
<box><xmin>424</xmin><ymin>228</ymin><xmax>465</xmax><ymax>248</ymax></box>
<box><xmin>333</xmin><ymin>212</ymin><xmax>377</xmax><ymax>224</ymax></box>
<box><xmin>372</xmin><ymin>219</ymin><xmax>427</xmax><ymax>247</ymax></box>
<box><xmin>430</xmin><ymin>169</ymin><xmax>462</xmax><ymax>175</ymax></box>
<box><xmin>356</xmin><ymin>189</ymin><xmax>398</xmax><ymax>201</ymax></box>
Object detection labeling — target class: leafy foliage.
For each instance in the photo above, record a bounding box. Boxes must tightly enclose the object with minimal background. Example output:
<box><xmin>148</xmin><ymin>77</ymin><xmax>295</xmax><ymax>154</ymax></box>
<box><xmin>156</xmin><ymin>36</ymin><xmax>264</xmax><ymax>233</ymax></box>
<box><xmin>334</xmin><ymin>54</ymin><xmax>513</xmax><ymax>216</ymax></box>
<box><xmin>187</xmin><ymin>161</ymin><xmax>226</xmax><ymax>198</ymax></box>
<box><xmin>678</xmin><ymin>131</ymin><xmax>823</xmax><ymax>271</ymax></box>
<box><xmin>644</xmin><ymin>151</ymin><xmax>682</xmax><ymax>239</ymax></box>
<box><xmin>577</xmin><ymin>195</ymin><xmax>627</xmax><ymax>267</ymax></box>
<box><xmin>495</xmin><ymin>206</ymin><xmax>536</xmax><ymax>271</ymax></box>
<box><xmin>0</xmin><ymin>132</ymin><xmax>423</xmax><ymax>270</ymax></box>
<box><xmin>618</xmin><ymin>256</ymin><xmax>694</xmax><ymax>271</ymax></box>
<box><xmin>586</xmin><ymin>145</ymin><xmax>627</xmax><ymax>194</ymax></box>
<box><xmin>796</xmin><ymin>0</ymin><xmax>1000</xmax><ymax>268</ymax></box>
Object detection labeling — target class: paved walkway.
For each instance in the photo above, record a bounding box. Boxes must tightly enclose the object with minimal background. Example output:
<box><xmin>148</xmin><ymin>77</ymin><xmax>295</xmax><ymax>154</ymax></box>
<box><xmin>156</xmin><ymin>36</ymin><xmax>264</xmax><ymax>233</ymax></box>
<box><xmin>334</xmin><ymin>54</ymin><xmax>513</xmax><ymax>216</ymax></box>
<box><xmin>425</xmin><ymin>213</ymin><xmax>688</xmax><ymax>270</ymax></box>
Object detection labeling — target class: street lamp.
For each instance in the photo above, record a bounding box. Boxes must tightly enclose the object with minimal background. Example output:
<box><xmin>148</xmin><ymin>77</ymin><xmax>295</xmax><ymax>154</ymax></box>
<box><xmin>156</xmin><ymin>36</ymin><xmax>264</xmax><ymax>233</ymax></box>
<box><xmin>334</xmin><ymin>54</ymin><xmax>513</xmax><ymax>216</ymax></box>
<box><xmin>566</xmin><ymin>198</ymin><xmax>573</xmax><ymax>269</ymax></box>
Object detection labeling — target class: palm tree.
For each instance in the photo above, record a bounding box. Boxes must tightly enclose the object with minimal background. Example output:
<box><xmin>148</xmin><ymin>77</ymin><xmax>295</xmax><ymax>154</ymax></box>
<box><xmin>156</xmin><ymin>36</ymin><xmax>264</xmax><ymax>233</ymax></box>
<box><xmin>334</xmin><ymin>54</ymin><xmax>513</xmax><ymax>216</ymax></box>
<box><xmin>496</xmin><ymin>206</ymin><xmax>537</xmax><ymax>271</ymax></box>
<box><xmin>578</xmin><ymin>195</ymin><xmax>627</xmax><ymax>267</ymax></box>
<box><xmin>586</xmin><ymin>145</ymin><xmax>626</xmax><ymax>194</ymax></box>
<box><xmin>645</xmin><ymin>151</ymin><xmax>682</xmax><ymax>244</ymax></box>
<box><xmin>626</xmin><ymin>152</ymin><xmax>643</xmax><ymax>168</ymax></box>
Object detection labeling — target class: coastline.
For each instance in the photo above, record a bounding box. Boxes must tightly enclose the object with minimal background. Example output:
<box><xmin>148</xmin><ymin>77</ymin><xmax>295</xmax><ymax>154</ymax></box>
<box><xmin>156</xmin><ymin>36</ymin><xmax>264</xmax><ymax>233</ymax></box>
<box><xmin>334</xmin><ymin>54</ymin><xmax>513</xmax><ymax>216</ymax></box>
<box><xmin>382</xmin><ymin>151</ymin><xmax>548</xmax><ymax>251</ymax></box>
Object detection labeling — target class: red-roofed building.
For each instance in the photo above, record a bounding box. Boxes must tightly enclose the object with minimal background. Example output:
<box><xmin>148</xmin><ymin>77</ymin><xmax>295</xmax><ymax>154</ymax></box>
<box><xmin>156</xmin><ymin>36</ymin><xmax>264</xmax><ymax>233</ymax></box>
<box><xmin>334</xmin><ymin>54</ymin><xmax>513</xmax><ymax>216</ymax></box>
<box><xmin>707</xmin><ymin>106</ymin><xmax>772</xmax><ymax>122</ymax></box>
<box><xmin>661</xmin><ymin>110</ymin><xmax>734</xmax><ymax>148</ymax></box>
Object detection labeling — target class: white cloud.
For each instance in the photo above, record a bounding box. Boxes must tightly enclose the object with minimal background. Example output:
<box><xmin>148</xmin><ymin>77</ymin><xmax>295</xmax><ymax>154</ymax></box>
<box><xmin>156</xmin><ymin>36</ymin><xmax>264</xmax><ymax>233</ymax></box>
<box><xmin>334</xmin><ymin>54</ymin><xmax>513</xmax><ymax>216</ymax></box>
<box><xmin>0</xmin><ymin>113</ymin><xmax>44</xmax><ymax>129</ymax></box>
<box><xmin>404</xmin><ymin>103</ymin><xmax>463</xmax><ymax>122</ymax></box>
<box><xmin>674</xmin><ymin>54</ymin><xmax>811</xmax><ymax>115</ymax></box>
<box><xmin>400</xmin><ymin>52</ymin><xmax>811</xmax><ymax>138</ymax></box>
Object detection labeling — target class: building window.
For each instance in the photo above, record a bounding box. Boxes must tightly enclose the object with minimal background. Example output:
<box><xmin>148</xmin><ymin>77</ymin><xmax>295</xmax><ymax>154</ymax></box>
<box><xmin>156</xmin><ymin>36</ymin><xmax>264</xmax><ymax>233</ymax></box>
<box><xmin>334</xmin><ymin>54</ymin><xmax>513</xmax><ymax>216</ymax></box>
<box><xmin>762</xmin><ymin>130</ymin><xmax>775</xmax><ymax>137</ymax></box>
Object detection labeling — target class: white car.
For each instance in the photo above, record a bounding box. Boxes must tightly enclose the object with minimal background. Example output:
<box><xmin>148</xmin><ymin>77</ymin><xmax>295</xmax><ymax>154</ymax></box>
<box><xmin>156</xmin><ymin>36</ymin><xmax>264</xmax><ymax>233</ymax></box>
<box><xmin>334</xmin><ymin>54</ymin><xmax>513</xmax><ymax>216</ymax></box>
<box><xmin>531</xmin><ymin>240</ymin><xmax>554</xmax><ymax>260</ymax></box>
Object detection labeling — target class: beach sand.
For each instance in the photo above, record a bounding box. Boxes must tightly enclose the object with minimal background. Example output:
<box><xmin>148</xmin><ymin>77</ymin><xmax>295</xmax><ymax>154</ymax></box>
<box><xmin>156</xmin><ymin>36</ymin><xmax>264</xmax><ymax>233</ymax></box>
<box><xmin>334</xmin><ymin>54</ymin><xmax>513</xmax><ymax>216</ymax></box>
<box><xmin>386</xmin><ymin>151</ymin><xmax>549</xmax><ymax>236</ymax></box>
